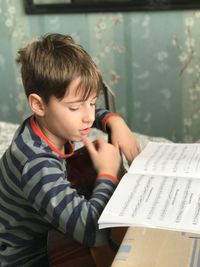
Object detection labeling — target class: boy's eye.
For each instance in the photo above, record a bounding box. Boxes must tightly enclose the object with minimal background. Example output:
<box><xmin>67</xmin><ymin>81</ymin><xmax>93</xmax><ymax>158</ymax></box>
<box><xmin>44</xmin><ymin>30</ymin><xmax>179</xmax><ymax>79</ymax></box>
<box><xmin>69</xmin><ymin>107</ymin><xmax>79</xmax><ymax>111</ymax></box>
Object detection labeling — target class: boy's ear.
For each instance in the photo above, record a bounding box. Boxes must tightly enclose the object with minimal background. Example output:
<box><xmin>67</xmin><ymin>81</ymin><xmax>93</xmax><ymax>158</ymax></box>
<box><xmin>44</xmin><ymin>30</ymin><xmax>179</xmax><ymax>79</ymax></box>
<box><xmin>28</xmin><ymin>94</ymin><xmax>45</xmax><ymax>117</ymax></box>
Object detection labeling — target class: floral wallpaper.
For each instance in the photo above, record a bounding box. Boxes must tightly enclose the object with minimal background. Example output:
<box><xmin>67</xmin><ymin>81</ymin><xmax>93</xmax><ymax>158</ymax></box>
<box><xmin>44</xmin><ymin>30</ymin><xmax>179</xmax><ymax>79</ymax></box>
<box><xmin>0</xmin><ymin>0</ymin><xmax>200</xmax><ymax>142</ymax></box>
<box><xmin>172</xmin><ymin>12</ymin><xmax>200</xmax><ymax>141</ymax></box>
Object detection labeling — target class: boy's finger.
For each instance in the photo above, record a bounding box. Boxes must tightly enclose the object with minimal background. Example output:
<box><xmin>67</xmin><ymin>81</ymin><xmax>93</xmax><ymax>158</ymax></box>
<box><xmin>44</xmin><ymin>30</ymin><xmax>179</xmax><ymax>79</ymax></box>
<box><xmin>93</xmin><ymin>138</ymin><xmax>105</xmax><ymax>148</ymax></box>
<box><xmin>82</xmin><ymin>138</ymin><xmax>96</xmax><ymax>155</ymax></box>
<box><xmin>111</xmin><ymin>141</ymin><xmax>119</xmax><ymax>149</ymax></box>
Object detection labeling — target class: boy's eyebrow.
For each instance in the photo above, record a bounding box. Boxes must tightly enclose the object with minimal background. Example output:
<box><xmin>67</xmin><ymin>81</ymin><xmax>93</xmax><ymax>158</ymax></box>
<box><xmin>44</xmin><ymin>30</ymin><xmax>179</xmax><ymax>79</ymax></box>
<box><xmin>65</xmin><ymin>100</ymin><xmax>83</xmax><ymax>104</ymax></box>
<box><xmin>65</xmin><ymin>96</ymin><xmax>97</xmax><ymax>104</ymax></box>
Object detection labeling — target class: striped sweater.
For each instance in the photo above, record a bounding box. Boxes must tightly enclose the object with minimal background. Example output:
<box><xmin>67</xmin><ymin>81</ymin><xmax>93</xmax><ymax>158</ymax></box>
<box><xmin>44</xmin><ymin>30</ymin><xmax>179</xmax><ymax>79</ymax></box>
<box><xmin>0</xmin><ymin>108</ymin><xmax>119</xmax><ymax>266</ymax></box>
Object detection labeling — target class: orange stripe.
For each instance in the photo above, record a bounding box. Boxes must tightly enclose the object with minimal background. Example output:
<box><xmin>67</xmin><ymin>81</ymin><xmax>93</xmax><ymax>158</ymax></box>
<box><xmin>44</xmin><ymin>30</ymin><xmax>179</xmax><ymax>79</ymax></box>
<box><xmin>102</xmin><ymin>113</ymin><xmax>120</xmax><ymax>131</ymax></box>
<box><xmin>30</xmin><ymin>116</ymin><xmax>74</xmax><ymax>158</ymax></box>
<box><xmin>97</xmin><ymin>173</ymin><xmax>119</xmax><ymax>184</ymax></box>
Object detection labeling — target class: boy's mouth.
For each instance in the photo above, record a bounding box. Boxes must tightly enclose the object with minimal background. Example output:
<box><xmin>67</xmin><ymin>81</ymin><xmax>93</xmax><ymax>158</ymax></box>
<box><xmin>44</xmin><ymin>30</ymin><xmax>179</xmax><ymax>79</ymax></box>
<box><xmin>79</xmin><ymin>128</ymin><xmax>91</xmax><ymax>135</ymax></box>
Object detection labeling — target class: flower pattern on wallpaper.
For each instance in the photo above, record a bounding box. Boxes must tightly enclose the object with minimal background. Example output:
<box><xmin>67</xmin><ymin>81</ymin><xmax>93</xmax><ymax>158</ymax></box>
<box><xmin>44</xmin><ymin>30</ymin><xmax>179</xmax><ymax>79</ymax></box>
<box><xmin>130</xmin><ymin>13</ymin><xmax>177</xmax><ymax>139</ymax></box>
<box><xmin>0</xmin><ymin>0</ymin><xmax>30</xmax><ymax>122</ymax></box>
<box><xmin>1</xmin><ymin>0</ymin><xmax>200</xmax><ymax>142</ymax></box>
<box><xmin>173</xmin><ymin>11</ymin><xmax>200</xmax><ymax>141</ymax></box>
<box><xmin>92</xmin><ymin>14</ymin><xmax>125</xmax><ymax>86</ymax></box>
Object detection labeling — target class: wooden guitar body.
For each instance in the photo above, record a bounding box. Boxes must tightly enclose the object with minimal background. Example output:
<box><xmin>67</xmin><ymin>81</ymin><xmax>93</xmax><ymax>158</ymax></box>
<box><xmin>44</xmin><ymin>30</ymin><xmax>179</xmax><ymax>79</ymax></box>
<box><xmin>47</xmin><ymin>145</ymin><xmax>126</xmax><ymax>266</ymax></box>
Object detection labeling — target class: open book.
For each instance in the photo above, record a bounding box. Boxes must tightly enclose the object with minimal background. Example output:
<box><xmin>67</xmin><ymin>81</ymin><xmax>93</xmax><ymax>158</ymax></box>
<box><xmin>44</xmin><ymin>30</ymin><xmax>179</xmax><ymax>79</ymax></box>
<box><xmin>98</xmin><ymin>142</ymin><xmax>200</xmax><ymax>234</ymax></box>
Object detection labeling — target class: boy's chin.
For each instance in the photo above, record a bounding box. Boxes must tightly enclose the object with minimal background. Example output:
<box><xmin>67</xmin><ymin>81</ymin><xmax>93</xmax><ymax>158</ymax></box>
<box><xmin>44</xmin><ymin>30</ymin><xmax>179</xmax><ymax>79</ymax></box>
<box><xmin>71</xmin><ymin>136</ymin><xmax>85</xmax><ymax>142</ymax></box>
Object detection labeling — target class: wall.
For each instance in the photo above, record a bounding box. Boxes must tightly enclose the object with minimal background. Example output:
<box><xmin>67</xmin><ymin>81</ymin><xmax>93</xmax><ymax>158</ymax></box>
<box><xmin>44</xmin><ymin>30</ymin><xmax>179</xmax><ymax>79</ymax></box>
<box><xmin>0</xmin><ymin>0</ymin><xmax>200</xmax><ymax>142</ymax></box>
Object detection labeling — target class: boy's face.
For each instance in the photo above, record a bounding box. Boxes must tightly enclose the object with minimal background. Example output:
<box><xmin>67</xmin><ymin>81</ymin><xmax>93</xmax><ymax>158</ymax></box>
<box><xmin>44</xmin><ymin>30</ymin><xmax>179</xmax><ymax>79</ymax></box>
<box><xmin>39</xmin><ymin>78</ymin><xmax>97</xmax><ymax>144</ymax></box>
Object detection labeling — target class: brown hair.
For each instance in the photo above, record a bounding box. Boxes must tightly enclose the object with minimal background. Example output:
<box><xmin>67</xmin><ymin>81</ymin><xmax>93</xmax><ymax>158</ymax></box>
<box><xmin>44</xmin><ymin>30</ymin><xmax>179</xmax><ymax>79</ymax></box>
<box><xmin>16</xmin><ymin>33</ymin><xmax>103</xmax><ymax>103</ymax></box>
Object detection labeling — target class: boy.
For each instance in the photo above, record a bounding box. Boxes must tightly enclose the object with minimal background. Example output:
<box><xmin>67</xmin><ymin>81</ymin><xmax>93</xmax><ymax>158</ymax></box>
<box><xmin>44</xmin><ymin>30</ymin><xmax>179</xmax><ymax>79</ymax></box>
<box><xmin>0</xmin><ymin>33</ymin><xmax>139</xmax><ymax>266</ymax></box>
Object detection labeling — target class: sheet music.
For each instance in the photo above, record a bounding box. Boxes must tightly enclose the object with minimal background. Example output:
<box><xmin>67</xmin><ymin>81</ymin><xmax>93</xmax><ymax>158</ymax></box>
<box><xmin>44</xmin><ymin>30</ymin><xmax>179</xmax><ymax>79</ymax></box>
<box><xmin>129</xmin><ymin>142</ymin><xmax>200</xmax><ymax>178</ymax></box>
<box><xmin>98</xmin><ymin>142</ymin><xmax>200</xmax><ymax>233</ymax></box>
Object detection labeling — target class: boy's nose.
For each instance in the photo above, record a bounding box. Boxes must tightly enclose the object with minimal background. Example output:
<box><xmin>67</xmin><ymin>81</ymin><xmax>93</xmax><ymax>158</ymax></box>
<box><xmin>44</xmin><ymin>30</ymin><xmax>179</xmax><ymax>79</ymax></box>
<box><xmin>83</xmin><ymin>109</ymin><xmax>95</xmax><ymax>123</ymax></box>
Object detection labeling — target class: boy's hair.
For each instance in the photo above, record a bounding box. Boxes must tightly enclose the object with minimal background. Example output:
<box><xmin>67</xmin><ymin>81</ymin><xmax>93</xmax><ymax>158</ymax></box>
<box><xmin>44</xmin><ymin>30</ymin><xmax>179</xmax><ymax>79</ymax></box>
<box><xmin>16</xmin><ymin>33</ymin><xmax>103</xmax><ymax>103</ymax></box>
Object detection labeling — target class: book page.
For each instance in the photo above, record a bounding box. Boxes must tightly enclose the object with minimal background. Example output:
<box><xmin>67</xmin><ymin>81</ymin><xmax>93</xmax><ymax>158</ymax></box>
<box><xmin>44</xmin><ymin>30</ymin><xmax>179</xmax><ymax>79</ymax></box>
<box><xmin>98</xmin><ymin>173</ymin><xmax>200</xmax><ymax>233</ymax></box>
<box><xmin>129</xmin><ymin>142</ymin><xmax>200</xmax><ymax>178</ymax></box>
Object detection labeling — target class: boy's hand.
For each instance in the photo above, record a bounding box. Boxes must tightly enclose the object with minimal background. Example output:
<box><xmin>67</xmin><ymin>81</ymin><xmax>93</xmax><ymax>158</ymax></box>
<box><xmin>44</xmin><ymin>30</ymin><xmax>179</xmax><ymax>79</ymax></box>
<box><xmin>106</xmin><ymin>116</ymin><xmax>140</xmax><ymax>165</ymax></box>
<box><xmin>82</xmin><ymin>137</ymin><xmax>121</xmax><ymax>177</ymax></box>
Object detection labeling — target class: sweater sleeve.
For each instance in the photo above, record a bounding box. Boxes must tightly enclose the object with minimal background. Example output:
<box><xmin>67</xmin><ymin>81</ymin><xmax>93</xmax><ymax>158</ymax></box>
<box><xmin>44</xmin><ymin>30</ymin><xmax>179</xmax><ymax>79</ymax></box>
<box><xmin>93</xmin><ymin>107</ymin><xmax>119</xmax><ymax>132</ymax></box>
<box><xmin>21</xmin><ymin>155</ymin><xmax>118</xmax><ymax>247</ymax></box>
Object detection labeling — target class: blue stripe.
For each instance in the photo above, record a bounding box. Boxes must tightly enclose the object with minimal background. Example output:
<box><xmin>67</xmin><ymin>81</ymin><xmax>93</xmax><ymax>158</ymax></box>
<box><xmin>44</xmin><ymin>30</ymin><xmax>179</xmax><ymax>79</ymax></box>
<box><xmin>28</xmin><ymin>173</ymin><xmax>64</xmax><ymax>203</ymax></box>
<box><xmin>29</xmin><ymin>121</ymin><xmax>52</xmax><ymax>153</ymax></box>
<box><xmin>92</xmin><ymin>192</ymin><xmax>111</xmax><ymax>203</ymax></box>
<box><xmin>66</xmin><ymin>201</ymin><xmax>85</xmax><ymax>232</ymax></box>
<box><xmin>90</xmin><ymin>199</ymin><xmax>104</xmax><ymax>212</ymax></box>
<box><xmin>96</xmin><ymin>178</ymin><xmax>117</xmax><ymax>188</ymax></box>
<box><xmin>1</xmin><ymin>235</ymin><xmax>47</xmax><ymax>262</ymax></box>
<box><xmin>16</xmin><ymin>130</ymin><xmax>58</xmax><ymax>161</ymax></box>
<box><xmin>95</xmin><ymin>188</ymin><xmax>115</xmax><ymax>198</ymax></box>
<box><xmin>0</xmin><ymin>202</ymin><xmax>47</xmax><ymax>227</ymax></box>
<box><xmin>0</xmin><ymin>202</ymin><xmax>23</xmax><ymax>221</ymax></box>
<box><xmin>0</xmin><ymin>216</ymin><xmax>43</xmax><ymax>238</ymax></box>
<box><xmin>93</xmin><ymin>108</ymin><xmax>109</xmax><ymax>129</ymax></box>
<box><xmin>21</xmin><ymin>159</ymin><xmax>61</xmax><ymax>186</ymax></box>
<box><xmin>1</xmin><ymin>233</ymin><xmax>37</xmax><ymax>246</ymax></box>
<box><xmin>0</xmin><ymin>189</ymin><xmax>35</xmax><ymax>213</ymax></box>
<box><xmin>2</xmin><ymin>155</ymin><xmax>21</xmax><ymax>188</ymax></box>
<box><xmin>9</xmin><ymin>150</ymin><xmax>23</xmax><ymax>173</ymax></box>
<box><xmin>39</xmin><ymin>184</ymin><xmax>69</xmax><ymax>215</ymax></box>
<box><xmin>0</xmin><ymin>169</ymin><xmax>20</xmax><ymax>198</ymax></box>
<box><xmin>52</xmin><ymin>190</ymin><xmax>77</xmax><ymax>218</ymax></box>
<box><xmin>15</xmin><ymin>135</ymin><xmax>36</xmax><ymax>158</ymax></box>
<box><xmin>28</xmin><ymin>122</ymin><xmax>51</xmax><ymax>154</ymax></box>
<box><xmin>28</xmin><ymin>124</ymin><xmax>43</xmax><ymax>148</ymax></box>
<box><xmin>83</xmin><ymin>208</ymin><xmax>96</xmax><ymax>246</ymax></box>
<box><xmin>1</xmin><ymin>250</ymin><xmax>46</xmax><ymax>266</ymax></box>
<box><xmin>28</xmin><ymin>122</ymin><xmax>40</xmax><ymax>142</ymax></box>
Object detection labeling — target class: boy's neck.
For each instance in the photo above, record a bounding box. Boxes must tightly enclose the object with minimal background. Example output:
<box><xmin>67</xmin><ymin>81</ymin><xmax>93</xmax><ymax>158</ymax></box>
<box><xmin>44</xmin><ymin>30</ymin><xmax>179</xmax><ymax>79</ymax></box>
<box><xmin>34</xmin><ymin>116</ymin><xmax>65</xmax><ymax>154</ymax></box>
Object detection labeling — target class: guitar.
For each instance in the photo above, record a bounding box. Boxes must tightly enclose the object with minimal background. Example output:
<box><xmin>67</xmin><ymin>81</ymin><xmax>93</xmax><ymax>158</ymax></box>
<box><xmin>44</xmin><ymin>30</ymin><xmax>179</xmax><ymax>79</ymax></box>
<box><xmin>47</xmin><ymin>144</ymin><xmax>127</xmax><ymax>267</ymax></box>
